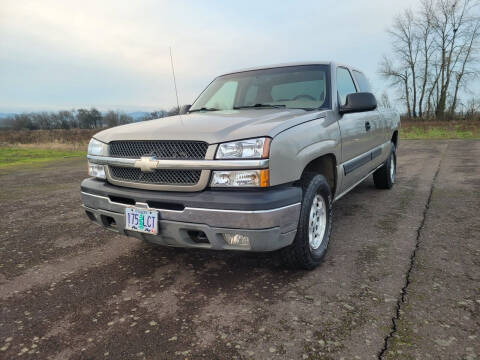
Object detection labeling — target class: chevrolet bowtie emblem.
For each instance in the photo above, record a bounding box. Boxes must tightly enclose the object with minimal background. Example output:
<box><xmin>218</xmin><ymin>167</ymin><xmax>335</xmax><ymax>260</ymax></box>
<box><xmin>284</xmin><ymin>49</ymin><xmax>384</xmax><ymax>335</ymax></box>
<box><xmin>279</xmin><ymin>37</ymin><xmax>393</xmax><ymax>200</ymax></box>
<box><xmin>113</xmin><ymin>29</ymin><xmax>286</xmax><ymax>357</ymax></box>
<box><xmin>135</xmin><ymin>156</ymin><xmax>158</xmax><ymax>172</ymax></box>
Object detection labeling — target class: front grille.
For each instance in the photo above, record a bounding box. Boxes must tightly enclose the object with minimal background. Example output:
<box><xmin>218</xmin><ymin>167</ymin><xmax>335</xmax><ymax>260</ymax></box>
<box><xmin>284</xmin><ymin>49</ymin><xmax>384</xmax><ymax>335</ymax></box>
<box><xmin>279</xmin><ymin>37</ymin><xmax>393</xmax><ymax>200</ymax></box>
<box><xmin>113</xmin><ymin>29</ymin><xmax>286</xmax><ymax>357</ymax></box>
<box><xmin>109</xmin><ymin>140</ymin><xmax>208</xmax><ymax>160</ymax></box>
<box><xmin>109</xmin><ymin>166</ymin><xmax>201</xmax><ymax>185</ymax></box>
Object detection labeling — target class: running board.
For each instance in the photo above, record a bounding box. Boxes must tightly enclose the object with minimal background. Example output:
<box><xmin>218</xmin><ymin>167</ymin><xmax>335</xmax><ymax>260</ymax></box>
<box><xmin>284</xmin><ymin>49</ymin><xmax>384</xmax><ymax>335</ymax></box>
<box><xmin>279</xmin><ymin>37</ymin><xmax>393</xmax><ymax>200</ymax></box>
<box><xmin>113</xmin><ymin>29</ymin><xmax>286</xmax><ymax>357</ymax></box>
<box><xmin>334</xmin><ymin>163</ymin><xmax>384</xmax><ymax>202</ymax></box>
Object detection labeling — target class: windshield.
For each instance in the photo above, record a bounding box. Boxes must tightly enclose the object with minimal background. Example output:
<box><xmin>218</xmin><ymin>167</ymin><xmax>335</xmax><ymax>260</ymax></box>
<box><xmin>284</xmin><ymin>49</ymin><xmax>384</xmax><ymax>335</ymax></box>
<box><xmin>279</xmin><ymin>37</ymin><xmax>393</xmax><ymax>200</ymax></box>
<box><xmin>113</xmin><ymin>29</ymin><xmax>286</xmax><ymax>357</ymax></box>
<box><xmin>190</xmin><ymin>65</ymin><xmax>331</xmax><ymax>112</ymax></box>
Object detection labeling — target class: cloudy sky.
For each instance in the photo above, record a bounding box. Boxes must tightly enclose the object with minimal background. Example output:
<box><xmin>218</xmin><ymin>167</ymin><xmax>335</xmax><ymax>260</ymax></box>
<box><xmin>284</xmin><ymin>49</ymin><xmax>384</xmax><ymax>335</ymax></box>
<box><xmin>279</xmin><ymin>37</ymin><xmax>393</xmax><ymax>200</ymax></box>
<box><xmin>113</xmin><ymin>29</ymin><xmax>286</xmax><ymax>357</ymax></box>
<box><xmin>0</xmin><ymin>0</ymin><xmax>421</xmax><ymax>112</ymax></box>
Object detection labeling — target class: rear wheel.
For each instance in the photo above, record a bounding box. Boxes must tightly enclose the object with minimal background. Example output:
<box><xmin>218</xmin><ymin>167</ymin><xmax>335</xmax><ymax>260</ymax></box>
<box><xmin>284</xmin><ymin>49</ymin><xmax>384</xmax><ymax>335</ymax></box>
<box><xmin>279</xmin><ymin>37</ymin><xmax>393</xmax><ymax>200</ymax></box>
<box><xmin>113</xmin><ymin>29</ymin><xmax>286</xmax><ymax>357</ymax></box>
<box><xmin>281</xmin><ymin>173</ymin><xmax>332</xmax><ymax>270</ymax></box>
<box><xmin>373</xmin><ymin>143</ymin><xmax>396</xmax><ymax>189</ymax></box>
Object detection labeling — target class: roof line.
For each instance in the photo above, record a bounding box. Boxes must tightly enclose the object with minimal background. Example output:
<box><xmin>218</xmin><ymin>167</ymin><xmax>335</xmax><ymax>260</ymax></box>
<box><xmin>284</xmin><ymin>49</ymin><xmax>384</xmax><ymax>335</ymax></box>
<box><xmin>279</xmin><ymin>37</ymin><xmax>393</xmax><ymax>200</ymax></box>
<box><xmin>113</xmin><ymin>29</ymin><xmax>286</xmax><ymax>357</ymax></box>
<box><xmin>219</xmin><ymin>61</ymin><xmax>335</xmax><ymax>76</ymax></box>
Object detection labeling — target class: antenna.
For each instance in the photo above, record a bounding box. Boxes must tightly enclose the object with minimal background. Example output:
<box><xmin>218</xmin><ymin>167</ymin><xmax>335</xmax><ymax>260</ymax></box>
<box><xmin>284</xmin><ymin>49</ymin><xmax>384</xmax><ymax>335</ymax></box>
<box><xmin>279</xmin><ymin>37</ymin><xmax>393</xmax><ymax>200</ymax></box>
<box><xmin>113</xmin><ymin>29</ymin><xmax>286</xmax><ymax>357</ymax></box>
<box><xmin>169</xmin><ymin>46</ymin><xmax>180</xmax><ymax>112</ymax></box>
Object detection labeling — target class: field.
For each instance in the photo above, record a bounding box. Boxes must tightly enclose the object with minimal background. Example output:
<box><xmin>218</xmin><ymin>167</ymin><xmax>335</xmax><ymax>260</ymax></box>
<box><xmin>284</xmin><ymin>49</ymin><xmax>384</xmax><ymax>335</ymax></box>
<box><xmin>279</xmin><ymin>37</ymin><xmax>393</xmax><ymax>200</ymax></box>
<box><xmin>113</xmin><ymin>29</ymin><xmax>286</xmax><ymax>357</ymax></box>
<box><xmin>400</xmin><ymin>119</ymin><xmax>480</xmax><ymax>139</ymax></box>
<box><xmin>0</xmin><ymin>121</ymin><xmax>477</xmax><ymax>169</ymax></box>
<box><xmin>0</xmin><ymin>146</ymin><xmax>85</xmax><ymax>169</ymax></box>
<box><xmin>0</xmin><ymin>140</ymin><xmax>479</xmax><ymax>359</ymax></box>
<box><xmin>0</xmin><ymin>128</ymin><xmax>96</xmax><ymax>145</ymax></box>
<box><xmin>0</xmin><ymin>129</ymin><xmax>92</xmax><ymax>168</ymax></box>
<box><xmin>0</xmin><ymin>120</ymin><xmax>478</xmax><ymax>149</ymax></box>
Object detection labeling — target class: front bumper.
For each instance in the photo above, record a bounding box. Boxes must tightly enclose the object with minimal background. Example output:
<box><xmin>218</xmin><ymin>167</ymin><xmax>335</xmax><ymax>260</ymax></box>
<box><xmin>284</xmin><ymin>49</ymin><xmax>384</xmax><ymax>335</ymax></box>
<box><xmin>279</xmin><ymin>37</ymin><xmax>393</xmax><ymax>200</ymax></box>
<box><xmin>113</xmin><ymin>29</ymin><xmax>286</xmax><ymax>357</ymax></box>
<box><xmin>81</xmin><ymin>178</ymin><xmax>301</xmax><ymax>251</ymax></box>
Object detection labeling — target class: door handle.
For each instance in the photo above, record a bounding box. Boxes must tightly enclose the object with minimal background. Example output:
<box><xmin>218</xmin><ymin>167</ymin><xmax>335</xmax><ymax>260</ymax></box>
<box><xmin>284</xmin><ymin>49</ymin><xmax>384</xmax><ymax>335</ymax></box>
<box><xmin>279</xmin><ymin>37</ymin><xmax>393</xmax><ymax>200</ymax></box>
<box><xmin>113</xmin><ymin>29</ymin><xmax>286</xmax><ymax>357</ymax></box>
<box><xmin>365</xmin><ymin>121</ymin><xmax>371</xmax><ymax>131</ymax></box>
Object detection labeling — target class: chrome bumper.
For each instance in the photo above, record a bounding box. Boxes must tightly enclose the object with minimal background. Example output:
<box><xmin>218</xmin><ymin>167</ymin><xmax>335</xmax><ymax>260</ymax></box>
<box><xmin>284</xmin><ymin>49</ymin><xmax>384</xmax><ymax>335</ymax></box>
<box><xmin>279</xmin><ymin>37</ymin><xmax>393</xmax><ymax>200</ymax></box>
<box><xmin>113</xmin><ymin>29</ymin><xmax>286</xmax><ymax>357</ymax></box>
<box><xmin>81</xmin><ymin>191</ymin><xmax>300</xmax><ymax>252</ymax></box>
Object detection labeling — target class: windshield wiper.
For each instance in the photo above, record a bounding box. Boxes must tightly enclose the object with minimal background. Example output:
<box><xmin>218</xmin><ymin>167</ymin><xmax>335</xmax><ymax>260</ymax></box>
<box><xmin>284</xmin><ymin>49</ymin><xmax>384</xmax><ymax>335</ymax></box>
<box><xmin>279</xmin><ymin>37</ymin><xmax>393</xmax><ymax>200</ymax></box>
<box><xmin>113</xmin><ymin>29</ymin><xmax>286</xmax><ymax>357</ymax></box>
<box><xmin>188</xmin><ymin>107</ymin><xmax>220</xmax><ymax>113</ymax></box>
<box><xmin>233</xmin><ymin>104</ymin><xmax>286</xmax><ymax>110</ymax></box>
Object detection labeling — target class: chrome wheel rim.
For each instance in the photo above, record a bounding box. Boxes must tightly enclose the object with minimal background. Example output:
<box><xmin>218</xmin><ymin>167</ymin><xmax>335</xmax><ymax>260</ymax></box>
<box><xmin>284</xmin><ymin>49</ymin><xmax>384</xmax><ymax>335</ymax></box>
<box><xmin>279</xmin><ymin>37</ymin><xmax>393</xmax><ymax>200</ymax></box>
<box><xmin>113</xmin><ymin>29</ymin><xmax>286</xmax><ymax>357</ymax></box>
<box><xmin>390</xmin><ymin>156</ymin><xmax>395</xmax><ymax>183</ymax></box>
<box><xmin>308</xmin><ymin>194</ymin><xmax>327</xmax><ymax>250</ymax></box>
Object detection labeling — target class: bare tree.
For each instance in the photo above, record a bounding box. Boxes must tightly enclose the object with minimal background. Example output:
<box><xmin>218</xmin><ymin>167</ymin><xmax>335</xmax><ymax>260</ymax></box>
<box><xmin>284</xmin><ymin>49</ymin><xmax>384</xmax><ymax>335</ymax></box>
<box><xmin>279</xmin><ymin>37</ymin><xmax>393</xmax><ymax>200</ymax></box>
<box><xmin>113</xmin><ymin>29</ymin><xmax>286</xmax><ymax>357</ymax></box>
<box><xmin>417</xmin><ymin>0</ymin><xmax>436</xmax><ymax>117</ymax></box>
<box><xmin>433</xmin><ymin>0</ymin><xmax>469</xmax><ymax>117</ymax></box>
<box><xmin>379</xmin><ymin>56</ymin><xmax>412</xmax><ymax>116</ymax></box>
<box><xmin>167</xmin><ymin>106</ymin><xmax>180</xmax><ymax>116</ymax></box>
<box><xmin>426</xmin><ymin>66</ymin><xmax>442</xmax><ymax>117</ymax></box>
<box><xmin>379</xmin><ymin>92</ymin><xmax>393</xmax><ymax>109</ymax></box>
<box><xmin>142</xmin><ymin>110</ymin><xmax>168</xmax><ymax>121</ymax></box>
<box><xmin>77</xmin><ymin>108</ymin><xmax>102</xmax><ymax>129</ymax></box>
<box><xmin>2</xmin><ymin>109</ymin><xmax>136</xmax><ymax>131</ymax></box>
<box><xmin>118</xmin><ymin>113</ymin><xmax>133</xmax><ymax>125</ymax></box>
<box><xmin>464</xmin><ymin>96</ymin><xmax>480</xmax><ymax>119</ymax></box>
<box><xmin>449</xmin><ymin>19</ymin><xmax>480</xmax><ymax>114</ymax></box>
<box><xmin>380</xmin><ymin>0</ymin><xmax>480</xmax><ymax>119</ymax></box>
<box><xmin>381</xmin><ymin>9</ymin><xmax>420</xmax><ymax>117</ymax></box>
<box><xmin>104</xmin><ymin>111</ymin><xmax>120</xmax><ymax>127</ymax></box>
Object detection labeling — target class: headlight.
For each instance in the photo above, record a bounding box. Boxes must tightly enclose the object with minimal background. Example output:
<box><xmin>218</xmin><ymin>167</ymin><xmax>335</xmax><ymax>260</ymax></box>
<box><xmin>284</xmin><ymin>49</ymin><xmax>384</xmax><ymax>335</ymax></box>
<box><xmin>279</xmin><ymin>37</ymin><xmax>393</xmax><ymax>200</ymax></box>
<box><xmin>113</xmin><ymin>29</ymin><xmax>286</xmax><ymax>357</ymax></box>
<box><xmin>87</xmin><ymin>138</ymin><xmax>108</xmax><ymax>156</ymax></box>
<box><xmin>87</xmin><ymin>138</ymin><xmax>107</xmax><ymax>179</ymax></box>
<box><xmin>216</xmin><ymin>137</ymin><xmax>270</xmax><ymax>159</ymax></box>
<box><xmin>210</xmin><ymin>169</ymin><xmax>269</xmax><ymax>187</ymax></box>
<box><xmin>88</xmin><ymin>162</ymin><xmax>106</xmax><ymax>179</ymax></box>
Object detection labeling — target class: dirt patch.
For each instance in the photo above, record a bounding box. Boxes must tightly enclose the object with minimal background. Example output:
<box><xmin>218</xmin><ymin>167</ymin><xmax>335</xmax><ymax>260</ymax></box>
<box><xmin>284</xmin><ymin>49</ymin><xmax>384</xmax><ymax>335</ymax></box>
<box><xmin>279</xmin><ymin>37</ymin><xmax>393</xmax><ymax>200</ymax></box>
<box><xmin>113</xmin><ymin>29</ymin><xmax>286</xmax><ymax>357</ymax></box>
<box><xmin>0</xmin><ymin>140</ymin><xmax>479</xmax><ymax>359</ymax></box>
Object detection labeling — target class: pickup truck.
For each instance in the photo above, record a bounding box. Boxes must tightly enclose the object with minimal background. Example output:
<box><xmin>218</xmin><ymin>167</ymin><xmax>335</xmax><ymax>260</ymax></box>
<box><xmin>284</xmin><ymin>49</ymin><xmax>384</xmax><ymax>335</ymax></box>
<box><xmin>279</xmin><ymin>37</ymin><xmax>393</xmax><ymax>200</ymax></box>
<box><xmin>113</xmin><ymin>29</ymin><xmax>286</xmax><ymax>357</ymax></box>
<box><xmin>81</xmin><ymin>62</ymin><xmax>400</xmax><ymax>269</ymax></box>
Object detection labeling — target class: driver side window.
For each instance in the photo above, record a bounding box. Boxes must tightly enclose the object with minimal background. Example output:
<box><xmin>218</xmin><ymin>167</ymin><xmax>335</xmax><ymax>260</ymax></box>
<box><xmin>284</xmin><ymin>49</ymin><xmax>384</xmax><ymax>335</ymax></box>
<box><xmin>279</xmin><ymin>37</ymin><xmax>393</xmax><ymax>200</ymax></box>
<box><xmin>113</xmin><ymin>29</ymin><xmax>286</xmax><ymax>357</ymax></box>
<box><xmin>336</xmin><ymin>68</ymin><xmax>357</xmax><ymax>106</ymax></box>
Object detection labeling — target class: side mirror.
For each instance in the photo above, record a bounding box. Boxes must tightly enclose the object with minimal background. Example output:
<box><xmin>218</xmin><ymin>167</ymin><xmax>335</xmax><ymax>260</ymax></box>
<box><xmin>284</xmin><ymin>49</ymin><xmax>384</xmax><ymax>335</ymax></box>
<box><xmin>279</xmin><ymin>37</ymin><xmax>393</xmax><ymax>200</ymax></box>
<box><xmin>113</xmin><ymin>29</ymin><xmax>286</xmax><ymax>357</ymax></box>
<box><xmin>339</xmin><ymin>92</ymin><xmax>377</xmax><ymax>114</ymax></box>
<box><xmin>180</xmin><ymin>104</ymin><xmax>191</xmax><ymax>114</ymax></box>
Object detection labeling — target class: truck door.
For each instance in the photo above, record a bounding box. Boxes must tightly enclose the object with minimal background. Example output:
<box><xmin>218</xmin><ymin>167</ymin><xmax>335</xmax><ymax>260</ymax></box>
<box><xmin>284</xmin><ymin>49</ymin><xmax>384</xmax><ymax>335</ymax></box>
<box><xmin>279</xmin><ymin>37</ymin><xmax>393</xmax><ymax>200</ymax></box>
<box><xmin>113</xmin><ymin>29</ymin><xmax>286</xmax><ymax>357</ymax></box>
<box><xmin>351</xmin><ymin>70</ymin><xmax>386</xmax><ymax>150</ymax></box>
<box><xmin>336</xmin><ymin>67</ymin><xmax>378</xmax><ymax>191</ymax></box>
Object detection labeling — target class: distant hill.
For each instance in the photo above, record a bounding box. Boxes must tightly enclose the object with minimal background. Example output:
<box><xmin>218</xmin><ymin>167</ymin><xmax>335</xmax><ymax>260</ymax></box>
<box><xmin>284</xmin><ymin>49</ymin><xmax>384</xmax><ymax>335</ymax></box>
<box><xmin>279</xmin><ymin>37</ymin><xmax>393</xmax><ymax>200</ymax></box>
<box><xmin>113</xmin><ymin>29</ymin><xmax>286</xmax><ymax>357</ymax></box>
<box><xmin>127</xmin><ymin>111</ymin><xmax>150</xmax><ymax>121</ymax></box>
<box><xmin>0</xmin><ymin>112</ymin><xmax>15</xmax><ymax>119</ymax></box>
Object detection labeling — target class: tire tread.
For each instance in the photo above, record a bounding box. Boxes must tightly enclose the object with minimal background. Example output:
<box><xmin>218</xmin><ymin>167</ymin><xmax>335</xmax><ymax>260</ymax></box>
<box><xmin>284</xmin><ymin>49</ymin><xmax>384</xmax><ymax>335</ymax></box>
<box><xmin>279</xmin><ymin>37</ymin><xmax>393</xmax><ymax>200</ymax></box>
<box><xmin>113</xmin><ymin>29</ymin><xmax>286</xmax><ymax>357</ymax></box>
<box><xmin>280</xmin><ymin>172</ymin><xmax>332</xmax><ymax>270</ymax></box>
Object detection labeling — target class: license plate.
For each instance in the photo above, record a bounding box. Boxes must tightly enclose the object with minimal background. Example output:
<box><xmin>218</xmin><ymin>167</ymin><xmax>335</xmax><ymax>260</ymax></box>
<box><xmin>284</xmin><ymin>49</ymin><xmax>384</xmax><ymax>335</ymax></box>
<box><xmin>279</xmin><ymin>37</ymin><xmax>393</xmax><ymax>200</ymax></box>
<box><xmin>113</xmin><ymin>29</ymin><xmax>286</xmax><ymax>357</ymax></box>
<box><xmin>125</xmin><ymin>208</ymin><xmax>158</xmax><ymax>235</ymax></box>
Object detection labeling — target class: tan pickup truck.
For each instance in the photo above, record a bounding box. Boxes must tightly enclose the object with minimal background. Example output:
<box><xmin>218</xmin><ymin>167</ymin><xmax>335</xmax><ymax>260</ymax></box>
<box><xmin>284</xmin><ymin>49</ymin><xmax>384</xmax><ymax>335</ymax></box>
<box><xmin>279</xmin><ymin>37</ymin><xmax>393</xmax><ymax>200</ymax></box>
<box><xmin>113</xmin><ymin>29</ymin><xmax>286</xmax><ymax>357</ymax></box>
<box><xmin>81</xmin><ymin>62</ymin><xmax>400</xmax><ymax>269</ymax></box>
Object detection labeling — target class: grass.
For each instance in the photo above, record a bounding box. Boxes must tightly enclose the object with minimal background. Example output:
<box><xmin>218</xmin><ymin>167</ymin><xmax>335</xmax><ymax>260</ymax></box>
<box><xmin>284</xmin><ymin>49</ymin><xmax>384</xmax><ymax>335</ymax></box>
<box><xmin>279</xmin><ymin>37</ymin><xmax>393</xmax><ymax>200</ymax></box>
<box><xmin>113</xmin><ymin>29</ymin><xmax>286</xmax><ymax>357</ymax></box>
<box><xmin>14</xmin><ymin>142</ymin><xmax>87</xmax><ymax>151</ymax></box>
<box><xmin>0</xmin><ymin>146</ymin><xmax>85</xmax><ymax>169</ymax></box>
<box><xmin>400</xmin><ymin>127</ymin><xmax>479</xmax><ymax>139</ymax></box>
<box><xmin>399</xmin><ymin>120</ymin><xmax>480</xmax><ymax>139</ymax></box>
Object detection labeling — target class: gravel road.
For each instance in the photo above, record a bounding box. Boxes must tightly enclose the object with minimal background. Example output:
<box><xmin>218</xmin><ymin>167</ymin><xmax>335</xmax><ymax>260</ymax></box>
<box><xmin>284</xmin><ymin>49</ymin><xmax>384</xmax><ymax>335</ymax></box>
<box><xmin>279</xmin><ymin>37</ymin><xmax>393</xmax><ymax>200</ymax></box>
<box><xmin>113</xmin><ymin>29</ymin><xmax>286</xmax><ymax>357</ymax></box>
<box><xmin>0</xmin><ymin>140</ymin><xmax>478</xmax><ymax>360</ymax></box>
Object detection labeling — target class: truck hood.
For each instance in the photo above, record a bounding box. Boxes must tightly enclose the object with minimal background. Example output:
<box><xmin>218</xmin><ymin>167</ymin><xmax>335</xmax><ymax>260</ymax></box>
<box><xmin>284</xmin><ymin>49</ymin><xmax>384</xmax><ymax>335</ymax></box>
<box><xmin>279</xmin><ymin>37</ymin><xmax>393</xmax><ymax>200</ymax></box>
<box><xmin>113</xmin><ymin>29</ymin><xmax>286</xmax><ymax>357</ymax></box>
<box><xmin>94</xmin><ymin>108</ymin><xmax>327</xmax><ymax>144</ymax></box>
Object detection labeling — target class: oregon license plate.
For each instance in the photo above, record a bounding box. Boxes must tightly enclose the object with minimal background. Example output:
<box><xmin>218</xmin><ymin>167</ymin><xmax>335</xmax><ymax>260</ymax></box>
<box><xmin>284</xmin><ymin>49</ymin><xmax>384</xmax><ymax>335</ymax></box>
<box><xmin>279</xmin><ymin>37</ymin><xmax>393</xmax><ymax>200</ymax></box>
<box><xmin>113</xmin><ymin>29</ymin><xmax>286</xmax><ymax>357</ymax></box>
<box><xmin>125</xmin><ymin>208</ymin><xmax>158</xmax><ymax>234</ymax></box>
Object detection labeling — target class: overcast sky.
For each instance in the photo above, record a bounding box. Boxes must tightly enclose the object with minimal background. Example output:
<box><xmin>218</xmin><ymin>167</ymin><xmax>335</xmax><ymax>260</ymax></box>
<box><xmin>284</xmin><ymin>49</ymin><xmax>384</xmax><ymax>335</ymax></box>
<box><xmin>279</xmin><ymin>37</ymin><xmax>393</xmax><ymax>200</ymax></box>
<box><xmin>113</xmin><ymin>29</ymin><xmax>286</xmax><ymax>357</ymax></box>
<box><xmin>0</xmin><ymin>0</ymin><xmax>421</xmax><ymax>112</ymax></box>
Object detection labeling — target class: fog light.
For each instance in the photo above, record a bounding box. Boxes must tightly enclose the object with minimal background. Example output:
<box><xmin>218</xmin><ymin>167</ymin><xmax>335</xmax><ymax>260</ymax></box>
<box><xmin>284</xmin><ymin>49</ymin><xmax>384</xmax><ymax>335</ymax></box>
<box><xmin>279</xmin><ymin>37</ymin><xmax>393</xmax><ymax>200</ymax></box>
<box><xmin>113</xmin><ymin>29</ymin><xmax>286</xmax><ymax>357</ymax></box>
<box><xmin>223</xmin><ymin>233</ymin><xmax>250</xmax><ymax>247</ymax></box>
<box><xmin>88</xmin><ymin>162</ymin><xmax>106</xmax><ymax>179</ymax></box>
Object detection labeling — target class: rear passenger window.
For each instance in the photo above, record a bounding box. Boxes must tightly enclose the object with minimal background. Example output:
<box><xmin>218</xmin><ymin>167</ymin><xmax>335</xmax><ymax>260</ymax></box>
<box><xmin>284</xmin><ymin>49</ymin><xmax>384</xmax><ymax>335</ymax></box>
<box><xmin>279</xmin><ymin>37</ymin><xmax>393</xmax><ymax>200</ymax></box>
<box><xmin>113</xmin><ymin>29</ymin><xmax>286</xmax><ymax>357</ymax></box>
<box><xmin>352</xmin><ymin>70</ymin><xmax>372</xmax><ymax>92</ymax></box>
<box><xmin>336</xmin><ymin>68</ymin><xmax>356</xmax><ymax>106</ymax></box>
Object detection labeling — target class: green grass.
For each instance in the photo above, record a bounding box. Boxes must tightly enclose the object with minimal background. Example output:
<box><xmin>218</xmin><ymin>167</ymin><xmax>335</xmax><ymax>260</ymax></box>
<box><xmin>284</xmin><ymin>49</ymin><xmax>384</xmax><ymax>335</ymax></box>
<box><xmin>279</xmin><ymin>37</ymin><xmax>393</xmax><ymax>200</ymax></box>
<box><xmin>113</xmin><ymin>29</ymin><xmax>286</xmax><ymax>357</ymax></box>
<box><xmin>400</xmin><ymin>126</ymin><xmax>480</xmax><ymax>139</ymax></box>
<box><xmin>0</xmin><ymin>147</ymin><xmax>85</xmax><ymax>169</ymax></box>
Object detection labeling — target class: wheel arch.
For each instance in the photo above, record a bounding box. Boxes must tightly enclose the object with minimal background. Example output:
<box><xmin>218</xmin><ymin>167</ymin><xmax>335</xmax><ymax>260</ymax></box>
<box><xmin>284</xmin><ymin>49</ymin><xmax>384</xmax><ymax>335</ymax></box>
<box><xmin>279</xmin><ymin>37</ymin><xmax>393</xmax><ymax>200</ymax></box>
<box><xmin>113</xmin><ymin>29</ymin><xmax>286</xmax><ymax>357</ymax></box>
<box><xmin>299</xmin><ymin>153</ymin><xmax>337</xmax><ymax>196</ymax></box>
<box><xmin>391</xmin><ymin>130</ymin><xmax>398</xmax><ymax>148</ymax></box>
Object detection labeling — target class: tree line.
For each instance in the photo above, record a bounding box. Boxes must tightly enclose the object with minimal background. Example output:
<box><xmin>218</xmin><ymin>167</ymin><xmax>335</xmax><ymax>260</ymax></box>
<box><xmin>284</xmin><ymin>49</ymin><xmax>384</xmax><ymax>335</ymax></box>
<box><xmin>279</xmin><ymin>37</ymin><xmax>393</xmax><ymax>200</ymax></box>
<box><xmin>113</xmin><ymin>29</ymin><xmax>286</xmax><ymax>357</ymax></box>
<box><xmin>380</xmin><ymin>0</ymin><xmax>480</xmax><ymax>119</ymax></box>
<box><xmin>1</xmin><ymin>106</ymin><xmax>186</xmax><ymax>131</ymax></box>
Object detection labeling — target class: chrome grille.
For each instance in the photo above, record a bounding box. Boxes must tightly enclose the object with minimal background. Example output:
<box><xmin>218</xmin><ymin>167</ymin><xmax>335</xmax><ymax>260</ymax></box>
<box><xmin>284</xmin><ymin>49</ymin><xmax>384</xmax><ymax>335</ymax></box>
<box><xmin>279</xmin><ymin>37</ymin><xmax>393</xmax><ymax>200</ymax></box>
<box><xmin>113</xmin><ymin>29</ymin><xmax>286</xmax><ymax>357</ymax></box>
<box><xmin>109</xmin><ymin>140</ymin><xmax>208</xmax><ymax>159</ymax></box>
<box><xmin>109</xmin><ymin>166</ymin><xmax>201</xmax><ymax>185</ymax></box>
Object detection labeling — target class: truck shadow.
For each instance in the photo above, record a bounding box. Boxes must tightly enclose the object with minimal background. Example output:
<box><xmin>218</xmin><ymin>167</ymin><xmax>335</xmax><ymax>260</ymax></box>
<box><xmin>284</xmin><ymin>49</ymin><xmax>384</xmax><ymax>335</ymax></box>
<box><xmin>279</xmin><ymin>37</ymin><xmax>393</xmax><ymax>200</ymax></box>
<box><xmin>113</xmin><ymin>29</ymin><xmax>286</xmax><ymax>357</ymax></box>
<box><xmin>138</xmin><ymin>176</ymin><xmax>381</xmax><ymax>275</ymax></box>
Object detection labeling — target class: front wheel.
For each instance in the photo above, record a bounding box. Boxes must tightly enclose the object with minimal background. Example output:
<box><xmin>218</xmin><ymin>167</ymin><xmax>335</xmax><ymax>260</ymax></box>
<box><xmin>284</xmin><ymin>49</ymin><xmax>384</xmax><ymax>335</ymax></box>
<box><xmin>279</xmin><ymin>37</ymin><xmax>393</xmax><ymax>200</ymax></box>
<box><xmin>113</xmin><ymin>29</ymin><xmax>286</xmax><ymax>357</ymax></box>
<box><xmin>281</xmin><ymin>173</ymin><xmax>333</xmax><ymax>270</ymax></box>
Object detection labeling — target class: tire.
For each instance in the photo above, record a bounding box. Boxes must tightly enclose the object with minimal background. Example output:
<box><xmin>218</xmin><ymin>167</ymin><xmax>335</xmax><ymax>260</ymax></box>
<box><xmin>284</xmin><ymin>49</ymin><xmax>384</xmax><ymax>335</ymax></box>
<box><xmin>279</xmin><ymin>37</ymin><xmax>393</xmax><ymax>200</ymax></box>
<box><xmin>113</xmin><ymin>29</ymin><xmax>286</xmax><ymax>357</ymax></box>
<box><xmin>373</xmin><ymin>143</ymin><xmax>396</xmax><ymax>189</ymax></box>
<box><xmin>280</xmin><ymin>173</ymin><xmax>333</xmax><ymax>270</ymax></box>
